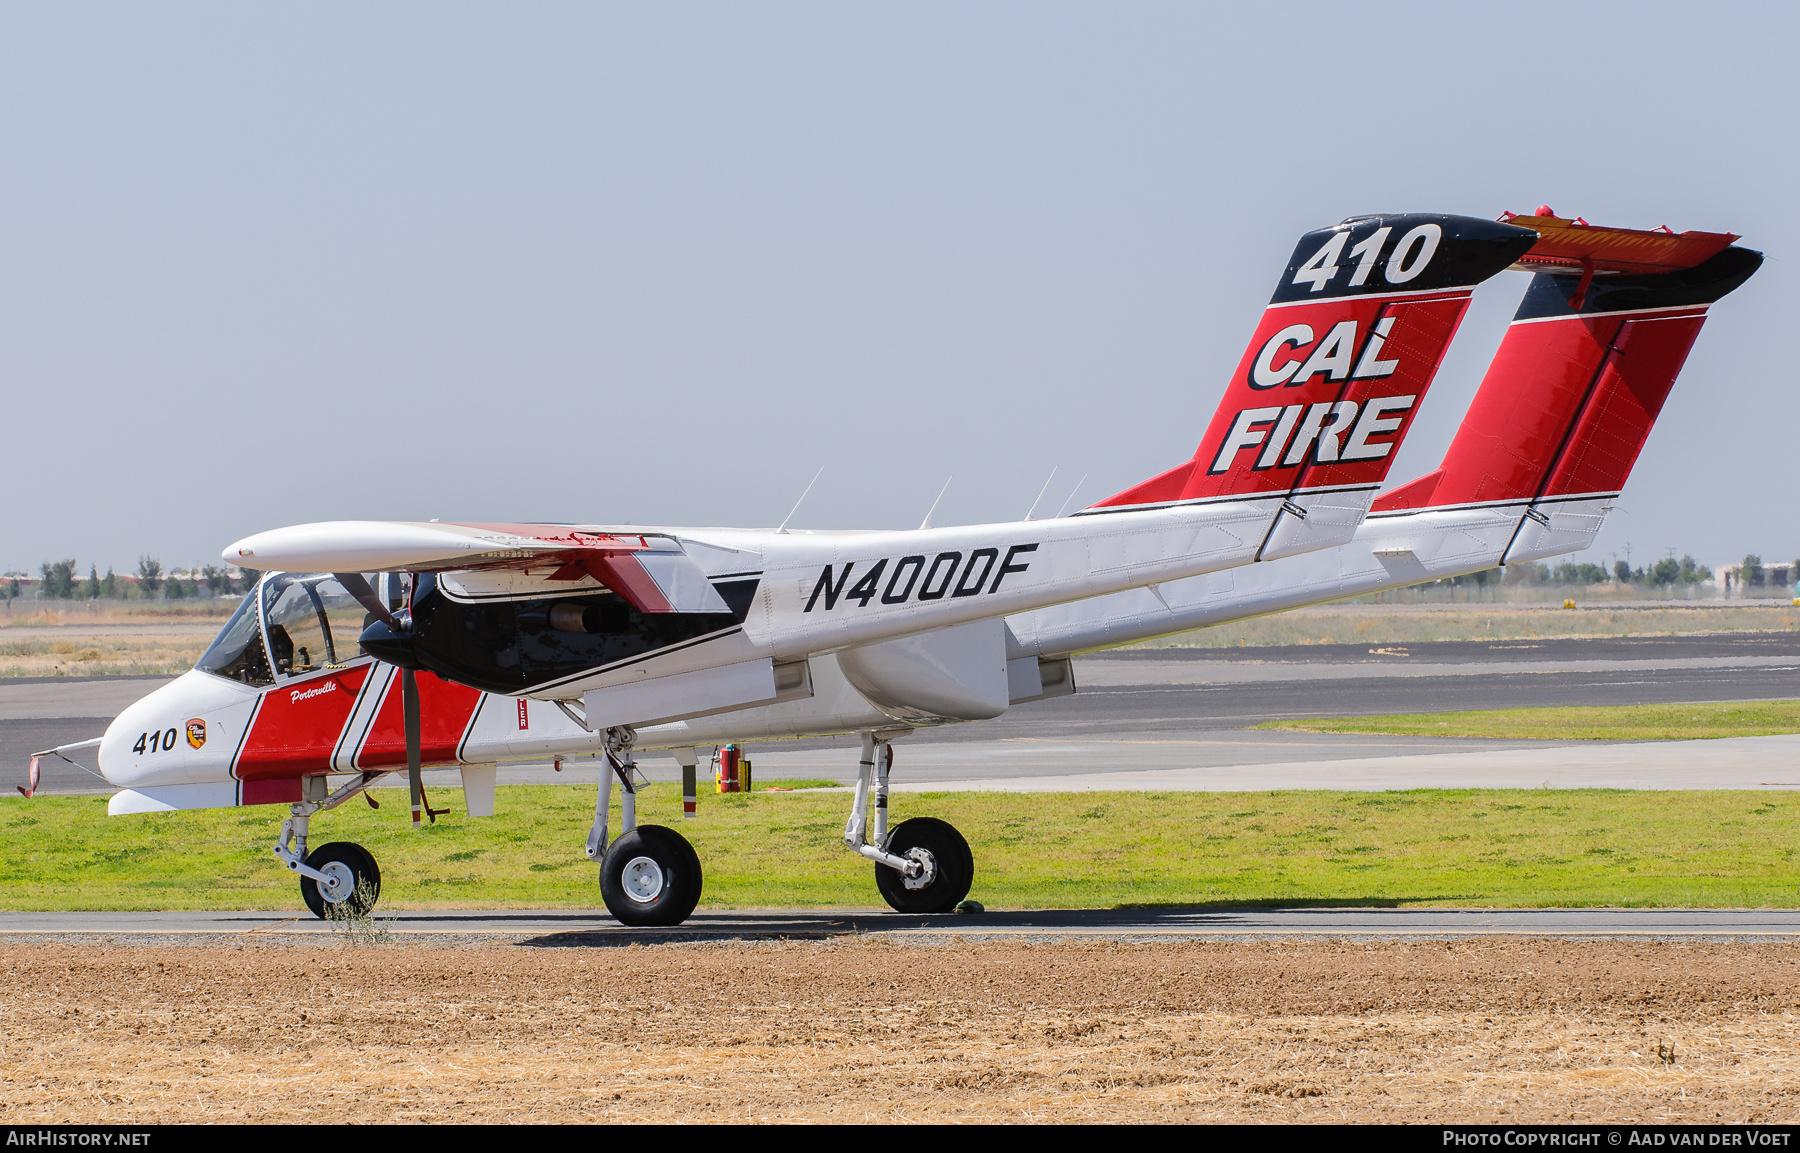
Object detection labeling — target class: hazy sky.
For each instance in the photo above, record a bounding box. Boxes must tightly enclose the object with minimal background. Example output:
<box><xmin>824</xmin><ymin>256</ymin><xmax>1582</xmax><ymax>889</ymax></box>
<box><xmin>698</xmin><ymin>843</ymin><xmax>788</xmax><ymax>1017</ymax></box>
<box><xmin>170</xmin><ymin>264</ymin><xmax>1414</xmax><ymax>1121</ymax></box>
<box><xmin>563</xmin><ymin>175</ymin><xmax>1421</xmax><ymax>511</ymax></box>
<box><xmin>3</xmin><ymin>2</ymin><xmax>1793</xmax><ymax>577</ymax></box>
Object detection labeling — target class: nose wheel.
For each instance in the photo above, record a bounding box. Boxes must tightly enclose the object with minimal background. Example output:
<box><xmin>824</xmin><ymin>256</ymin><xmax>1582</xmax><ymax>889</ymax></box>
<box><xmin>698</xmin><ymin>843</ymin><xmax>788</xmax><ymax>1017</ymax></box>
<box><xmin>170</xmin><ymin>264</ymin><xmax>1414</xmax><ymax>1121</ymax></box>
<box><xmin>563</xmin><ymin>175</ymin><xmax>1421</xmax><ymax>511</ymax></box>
<box><xmin>874</xmin><ymin>817</ymin><xmax>973</xmax><ymax>914</ymax></box>
<box><xmin>600</xmin><ymin>825</ymin><xmax>703</xmax><ymax>927</ymax></box>
<box><xmin>299</xmin><ymin>841</ymin><xmax>382</xmax><ymax>919</ymax></box>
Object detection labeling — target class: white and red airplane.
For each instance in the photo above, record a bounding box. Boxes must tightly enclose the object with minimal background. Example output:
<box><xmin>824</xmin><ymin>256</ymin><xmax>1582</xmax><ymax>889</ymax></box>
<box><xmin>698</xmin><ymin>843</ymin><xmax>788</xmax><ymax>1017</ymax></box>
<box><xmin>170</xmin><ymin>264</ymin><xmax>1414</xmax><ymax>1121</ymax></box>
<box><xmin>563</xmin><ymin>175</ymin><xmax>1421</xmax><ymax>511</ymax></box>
<box><xmin>31</xmin><ymin>210</ymin><xmax>1751</xmax><ymax>929</ymax></box>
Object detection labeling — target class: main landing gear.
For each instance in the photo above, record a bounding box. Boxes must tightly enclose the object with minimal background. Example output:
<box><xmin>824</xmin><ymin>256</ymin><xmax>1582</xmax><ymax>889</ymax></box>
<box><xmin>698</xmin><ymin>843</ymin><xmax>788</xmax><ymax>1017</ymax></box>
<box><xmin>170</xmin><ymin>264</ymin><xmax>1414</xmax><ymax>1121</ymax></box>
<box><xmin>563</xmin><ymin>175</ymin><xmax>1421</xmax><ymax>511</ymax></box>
<box><xmin>589</xmin><ymin>727</ymin><xmax>703</xmax><ymax>927</ymax></box>
<box><xmin>582</xmin><ymin>727</ymin><xmax>973</xmax><ymax>927</ymax></box>
<box><xmin>847</xmin><ymin>731</ymin><xmax>973</xmax><ymax>915</ymax></box>
<box><xmin>275</xmin><ymin>772</ymin><xmax>390</xmax><ymax>920</ymax></box>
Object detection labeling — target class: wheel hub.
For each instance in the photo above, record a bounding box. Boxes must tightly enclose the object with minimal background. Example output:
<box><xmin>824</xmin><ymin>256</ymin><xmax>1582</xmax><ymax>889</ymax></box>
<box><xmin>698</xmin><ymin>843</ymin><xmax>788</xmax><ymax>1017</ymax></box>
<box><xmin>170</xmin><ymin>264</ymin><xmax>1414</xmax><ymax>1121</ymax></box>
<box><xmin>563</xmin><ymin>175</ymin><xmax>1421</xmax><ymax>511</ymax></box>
<box><xmin>900</xmin><ymin>846</ymin><xmax>938</xmax><ymax>891</ymax></box>
<box><xmin>317</xmin><ymin>860</ymin><xmax>356</xmax><ymax>904</ymax></box>
<box><xmin>621</xmin><ymin>856</ymin><xmax>667</xmax><ymax>903</ymax></box>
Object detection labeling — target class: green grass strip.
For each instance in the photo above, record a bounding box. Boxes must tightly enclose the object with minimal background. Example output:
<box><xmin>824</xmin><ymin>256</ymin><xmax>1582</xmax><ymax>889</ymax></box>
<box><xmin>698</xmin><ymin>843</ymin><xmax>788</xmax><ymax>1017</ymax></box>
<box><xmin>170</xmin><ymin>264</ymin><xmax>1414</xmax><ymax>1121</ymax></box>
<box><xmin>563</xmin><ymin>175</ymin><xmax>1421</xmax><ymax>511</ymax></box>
<box><xmin>6</xmin><ymin>784</ymin><xmax>1800</xmax><ymax>912</ymax></box>
<box><xmin>1256</xmin><ymin>700</ymin><xmax>1800</xmax><ymax>741</ymax></box>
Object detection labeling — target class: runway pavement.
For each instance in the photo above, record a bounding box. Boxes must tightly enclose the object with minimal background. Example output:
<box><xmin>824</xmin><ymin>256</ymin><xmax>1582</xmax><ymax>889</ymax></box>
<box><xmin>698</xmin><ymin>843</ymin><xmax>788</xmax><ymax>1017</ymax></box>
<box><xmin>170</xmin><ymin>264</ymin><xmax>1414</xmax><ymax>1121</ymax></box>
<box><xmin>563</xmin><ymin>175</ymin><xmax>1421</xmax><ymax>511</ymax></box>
<box><xmin>4</xmin><ymin>906</ymin><xmax>1799</xmax><ymax>946</ymax></box>
<box><xmin>7</xmin><ymin>631</ymin><xmax>1799</xmax><ymax>795</ymax></box>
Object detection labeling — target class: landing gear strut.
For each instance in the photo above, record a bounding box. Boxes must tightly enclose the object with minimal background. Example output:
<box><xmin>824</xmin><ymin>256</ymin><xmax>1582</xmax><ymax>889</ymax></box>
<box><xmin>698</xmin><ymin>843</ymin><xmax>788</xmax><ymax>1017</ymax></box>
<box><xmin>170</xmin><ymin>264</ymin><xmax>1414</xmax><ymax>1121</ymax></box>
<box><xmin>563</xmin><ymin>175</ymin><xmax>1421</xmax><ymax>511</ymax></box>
<box><xmin>845</xmin><ymin>732</ymin><xmax>973</xmax><ymax>914</ymax></box>
<box><xmin>276</xmin><ymin>772</ymin><xmax>390</xmax><ymax>919</ymax></box>
<box><xmin>591</xmin><ymin>726</ymin><xmax>704</xmax><ymax>927</ymax></box>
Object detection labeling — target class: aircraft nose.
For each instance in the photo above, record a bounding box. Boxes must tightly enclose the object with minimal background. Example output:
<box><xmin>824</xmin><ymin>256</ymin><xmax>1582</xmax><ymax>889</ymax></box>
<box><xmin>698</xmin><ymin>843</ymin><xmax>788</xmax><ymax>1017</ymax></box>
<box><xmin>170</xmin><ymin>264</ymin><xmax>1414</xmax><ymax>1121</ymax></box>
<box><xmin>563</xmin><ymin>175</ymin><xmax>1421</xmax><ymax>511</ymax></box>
<box><xmin>95</xmin><ymin>669</ymin><xmax>259</xmax><ymax>791</ymax></box>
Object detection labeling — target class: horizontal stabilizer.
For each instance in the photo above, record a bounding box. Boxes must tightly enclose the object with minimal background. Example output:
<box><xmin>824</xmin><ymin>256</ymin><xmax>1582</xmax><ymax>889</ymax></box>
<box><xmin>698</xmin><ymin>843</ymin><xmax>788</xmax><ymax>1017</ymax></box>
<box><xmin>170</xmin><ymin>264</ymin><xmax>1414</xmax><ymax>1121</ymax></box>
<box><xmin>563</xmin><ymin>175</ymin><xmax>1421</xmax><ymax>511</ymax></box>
<box><xmin>1502</xmin><ymin>209</ymin><xmax>1739</xmax><ymax>276</ymax></box>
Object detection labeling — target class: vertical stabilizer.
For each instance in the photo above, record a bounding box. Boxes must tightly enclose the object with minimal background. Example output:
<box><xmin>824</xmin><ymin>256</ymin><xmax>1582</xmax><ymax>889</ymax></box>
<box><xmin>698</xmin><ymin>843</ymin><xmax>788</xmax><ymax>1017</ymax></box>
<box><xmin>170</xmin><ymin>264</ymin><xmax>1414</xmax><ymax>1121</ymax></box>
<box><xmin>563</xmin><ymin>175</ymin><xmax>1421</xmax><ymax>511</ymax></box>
<box><xmin>1370</xmin><ymin>220</ymin><xmax>1760</xmax><ymax>563</ymax></box>
<box><xmin>1087</xmin><ymin>213</ymin><xmax>1536</xmax><ymax>560</ymax></box>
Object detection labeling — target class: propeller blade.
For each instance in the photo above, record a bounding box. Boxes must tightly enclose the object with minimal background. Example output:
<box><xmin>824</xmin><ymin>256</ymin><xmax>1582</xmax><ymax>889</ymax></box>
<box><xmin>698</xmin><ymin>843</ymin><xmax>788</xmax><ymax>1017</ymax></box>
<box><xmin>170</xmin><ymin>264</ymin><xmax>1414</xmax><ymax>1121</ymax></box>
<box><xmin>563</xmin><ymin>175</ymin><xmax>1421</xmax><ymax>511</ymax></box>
<box><xmin>334</xmin><ymin>571</ymin><xmax>403</xmax><ymax>631</ymax></box>
<box><xmin>343</xmin><ymin>572</ymin><xmax>421</xmax><ymax>668</ymax></box>
<box><xmin>403</xmin><ymin>667</ymin><xmax>423</xmax><ymax>828</ymax></box>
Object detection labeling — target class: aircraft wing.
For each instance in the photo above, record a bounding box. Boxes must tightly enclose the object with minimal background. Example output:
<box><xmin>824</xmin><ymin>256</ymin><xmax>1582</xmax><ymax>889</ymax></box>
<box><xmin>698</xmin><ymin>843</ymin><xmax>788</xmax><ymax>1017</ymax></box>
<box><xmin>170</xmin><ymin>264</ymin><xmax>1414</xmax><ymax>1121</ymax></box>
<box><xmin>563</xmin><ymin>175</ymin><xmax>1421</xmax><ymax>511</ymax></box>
<box><xmin>224</xmin><ymin>520</ymin><xmax>729</xmax><ymax>614</ymax></box>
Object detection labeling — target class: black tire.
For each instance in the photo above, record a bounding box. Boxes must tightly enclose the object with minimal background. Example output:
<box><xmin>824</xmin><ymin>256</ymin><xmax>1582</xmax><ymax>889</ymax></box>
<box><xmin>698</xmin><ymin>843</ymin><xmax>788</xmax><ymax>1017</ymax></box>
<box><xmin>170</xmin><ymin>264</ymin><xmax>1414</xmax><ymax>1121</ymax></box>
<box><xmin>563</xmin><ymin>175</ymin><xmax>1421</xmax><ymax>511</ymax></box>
<box><xmin>875</xmin><ymin>817</ymin><xmax>973</xmax><ymax>914</ymax></box>
<box><xmin>300</xmin><ymin>841</ymin><xmax>381</xmax><ymax>920</ymax></box>
<box><xmin>599</xmin><ymin>825</ymin><xmax>703</xmax><ymax>927</ymax></box>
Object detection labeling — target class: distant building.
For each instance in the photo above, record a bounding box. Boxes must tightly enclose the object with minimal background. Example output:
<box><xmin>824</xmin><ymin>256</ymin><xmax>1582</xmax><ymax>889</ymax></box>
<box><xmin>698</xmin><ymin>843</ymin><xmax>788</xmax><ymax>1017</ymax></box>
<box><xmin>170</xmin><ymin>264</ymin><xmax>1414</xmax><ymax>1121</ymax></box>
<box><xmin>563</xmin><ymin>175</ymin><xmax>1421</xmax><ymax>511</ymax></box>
<box><xmin>1719</xmin><ymin>563</ymin><xmax>1794</xmax><ymax>595</ymax></box>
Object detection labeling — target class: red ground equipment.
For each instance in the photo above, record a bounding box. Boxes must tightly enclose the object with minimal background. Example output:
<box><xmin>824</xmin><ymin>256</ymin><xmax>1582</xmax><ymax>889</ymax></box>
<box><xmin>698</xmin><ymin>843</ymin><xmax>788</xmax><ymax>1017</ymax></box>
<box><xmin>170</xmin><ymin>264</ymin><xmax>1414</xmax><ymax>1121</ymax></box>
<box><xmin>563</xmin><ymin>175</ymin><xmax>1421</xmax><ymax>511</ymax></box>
<box><xmin>712</xmin><ymin>743</ymin><xmax>752</xmax><ymax>793</ymax></box>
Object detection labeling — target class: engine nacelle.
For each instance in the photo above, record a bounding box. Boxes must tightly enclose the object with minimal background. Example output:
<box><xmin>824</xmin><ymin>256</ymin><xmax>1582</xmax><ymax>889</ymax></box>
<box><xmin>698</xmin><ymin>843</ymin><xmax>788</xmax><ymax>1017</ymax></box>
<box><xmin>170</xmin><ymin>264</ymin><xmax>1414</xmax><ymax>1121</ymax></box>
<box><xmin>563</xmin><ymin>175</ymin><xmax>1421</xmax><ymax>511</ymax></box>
<box><xmin>835</xmin><ymin>618</ymin><xmax>1011</xmax><ymax>723</ymax></box>
<box><xmin>374</xmin><ymin>571</ymin><xmax>761</xmax><ymax>699</ymax></box>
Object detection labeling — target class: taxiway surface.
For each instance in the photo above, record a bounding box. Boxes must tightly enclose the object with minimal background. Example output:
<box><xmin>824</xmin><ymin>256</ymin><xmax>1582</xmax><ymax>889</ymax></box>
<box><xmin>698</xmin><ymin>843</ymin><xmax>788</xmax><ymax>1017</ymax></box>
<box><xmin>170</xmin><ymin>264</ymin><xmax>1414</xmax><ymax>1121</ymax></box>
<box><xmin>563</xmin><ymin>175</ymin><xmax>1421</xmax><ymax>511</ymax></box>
<box><xmin>5</xmin><ymin>905</ymin><xmax>1800</xmax><ymax>945</ymax></box>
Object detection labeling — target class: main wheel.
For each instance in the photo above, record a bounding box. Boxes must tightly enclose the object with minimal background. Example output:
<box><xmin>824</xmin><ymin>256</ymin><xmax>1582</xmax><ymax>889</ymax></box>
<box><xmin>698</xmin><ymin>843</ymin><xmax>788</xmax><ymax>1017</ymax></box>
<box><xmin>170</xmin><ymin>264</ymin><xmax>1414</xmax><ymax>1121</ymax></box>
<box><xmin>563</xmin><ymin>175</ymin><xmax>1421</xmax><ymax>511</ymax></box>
<box><xmin>875</xmin><ymin>817</ymin><xmax>973</xmax><ymax>914</ymax></box>
<box><xmin>599</xmin><ymin>825</ymin><xmax>703</xmax><ymax>927</ymax></box>
<box><xmin>300</xmin><ymin>841</ymin><xmax>381</xmax><ymax>919</ymax></box>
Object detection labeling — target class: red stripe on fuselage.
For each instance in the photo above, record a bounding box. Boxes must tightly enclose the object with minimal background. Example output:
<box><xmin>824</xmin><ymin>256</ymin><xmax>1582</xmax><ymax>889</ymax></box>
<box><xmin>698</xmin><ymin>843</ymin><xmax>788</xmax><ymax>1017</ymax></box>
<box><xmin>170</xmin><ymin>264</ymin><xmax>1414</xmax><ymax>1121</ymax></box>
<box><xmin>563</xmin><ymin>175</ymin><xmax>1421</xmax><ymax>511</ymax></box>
<box><xmin>355</xmin><ymin>670</ymin><xmax>484</xmax><ymax>770</ymax></box>
<box><xmin>233</xmin><ymin>667</ymin><xmax>371</xmax><ymax>780</ymax></box>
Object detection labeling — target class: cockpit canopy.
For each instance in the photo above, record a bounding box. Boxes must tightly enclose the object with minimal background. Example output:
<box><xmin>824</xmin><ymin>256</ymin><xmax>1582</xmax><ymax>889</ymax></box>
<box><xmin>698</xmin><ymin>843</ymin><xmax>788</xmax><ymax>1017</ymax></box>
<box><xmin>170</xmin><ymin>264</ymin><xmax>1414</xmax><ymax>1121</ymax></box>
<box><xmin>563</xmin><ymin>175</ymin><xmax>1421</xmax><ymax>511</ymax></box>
<box><xmin>196</xmin><ymin>572</ymin><xmax>406</xmax><ymax>685</ymax></box>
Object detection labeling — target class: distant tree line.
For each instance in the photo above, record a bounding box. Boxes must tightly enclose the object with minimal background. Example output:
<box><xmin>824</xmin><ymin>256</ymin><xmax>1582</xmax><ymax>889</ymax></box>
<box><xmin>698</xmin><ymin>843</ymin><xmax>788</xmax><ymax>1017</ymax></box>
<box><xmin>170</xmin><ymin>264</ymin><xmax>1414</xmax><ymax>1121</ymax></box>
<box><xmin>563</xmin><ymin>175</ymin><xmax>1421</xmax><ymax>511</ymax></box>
<box><xmin>1502</xmin><ymin>555</ymin><xmax>1720</xmax><ymax>587</ymax></box>
<box><xmin>1407</xmin><ymin>554</ymin><xmax>1723</xmax><ymax>593</ymax></box>
<box><xmin>6</xmin><ymin>555</ymin><xmax>262</xmax><ymax>602</ymax></box>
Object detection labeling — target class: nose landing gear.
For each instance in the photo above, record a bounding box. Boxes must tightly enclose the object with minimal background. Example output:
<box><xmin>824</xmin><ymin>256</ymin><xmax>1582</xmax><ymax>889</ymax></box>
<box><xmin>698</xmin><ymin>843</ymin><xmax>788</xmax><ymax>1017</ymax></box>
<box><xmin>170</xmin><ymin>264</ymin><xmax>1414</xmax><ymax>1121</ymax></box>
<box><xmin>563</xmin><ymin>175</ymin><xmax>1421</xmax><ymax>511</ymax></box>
<box><xmin>275</xmin><ymin>772</ymin><xmax>392</xmax><ymax>920</ymax></box>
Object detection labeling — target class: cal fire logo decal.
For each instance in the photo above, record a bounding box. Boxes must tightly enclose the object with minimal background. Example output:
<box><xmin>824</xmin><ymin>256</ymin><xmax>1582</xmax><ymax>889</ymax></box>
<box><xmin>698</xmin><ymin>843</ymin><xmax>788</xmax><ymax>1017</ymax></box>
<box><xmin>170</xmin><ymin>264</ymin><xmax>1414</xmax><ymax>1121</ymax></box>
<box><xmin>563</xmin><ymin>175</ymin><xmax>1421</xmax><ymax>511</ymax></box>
<box><xmin>1199</xmin><ymin>220</ymin><xmax>1447</xmax><ymax>475</ymax></box>
<box><xmin>186</xmin><ymin>718</ymin><xmax>207</xmax><ymax>750</ymax></box>
<box><xmin>1250</xmin><ymin>317</ymin><xmax>1401</xmax><ymax>390</ymax></box>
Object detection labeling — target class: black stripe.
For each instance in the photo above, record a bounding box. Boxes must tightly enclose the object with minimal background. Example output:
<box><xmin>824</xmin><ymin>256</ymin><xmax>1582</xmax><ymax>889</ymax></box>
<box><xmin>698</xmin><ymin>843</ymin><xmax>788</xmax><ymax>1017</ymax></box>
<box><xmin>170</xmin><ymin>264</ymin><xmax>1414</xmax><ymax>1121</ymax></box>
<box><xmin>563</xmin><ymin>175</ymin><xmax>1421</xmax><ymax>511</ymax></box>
<box><xmin>457</xmin><ymin>693</ymin><xmax>489</xmax><ymax>764</ymax></box>
<box><xmin>525</xmin><ymin>627</ymin><xmax>746</xmax><ymax>694</ymax></box>
<box><xmin>1512</xmin><ymin>247</ymin><xmax>1762</xmax><ymax>320</ymax></box>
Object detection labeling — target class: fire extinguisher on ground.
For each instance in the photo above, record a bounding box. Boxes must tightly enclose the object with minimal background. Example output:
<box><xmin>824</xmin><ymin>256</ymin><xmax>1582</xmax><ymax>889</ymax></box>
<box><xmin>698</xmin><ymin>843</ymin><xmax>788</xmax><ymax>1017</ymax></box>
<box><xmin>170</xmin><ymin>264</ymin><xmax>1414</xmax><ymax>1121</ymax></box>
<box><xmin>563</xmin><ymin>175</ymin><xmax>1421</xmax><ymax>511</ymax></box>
<box><xmin>712</xmin><ymin>743</ymin><xmax>752</xmax><ymax>793</ymax></box>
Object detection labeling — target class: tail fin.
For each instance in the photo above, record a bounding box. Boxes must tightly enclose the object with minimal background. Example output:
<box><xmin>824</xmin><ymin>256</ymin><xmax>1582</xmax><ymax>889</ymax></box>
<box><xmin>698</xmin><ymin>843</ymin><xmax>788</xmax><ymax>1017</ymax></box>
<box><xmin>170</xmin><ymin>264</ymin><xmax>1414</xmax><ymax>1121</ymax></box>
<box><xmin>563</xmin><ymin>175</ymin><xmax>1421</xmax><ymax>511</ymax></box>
<box><xmin>1372</xmin><ymin>216</ymin><xmax>1761</xmax><ymax>562</ymax></box>
<box><xmin>1086</xmin><ymin>213</ymin><xmax>1535</xmax><ymax>558</ymax></box>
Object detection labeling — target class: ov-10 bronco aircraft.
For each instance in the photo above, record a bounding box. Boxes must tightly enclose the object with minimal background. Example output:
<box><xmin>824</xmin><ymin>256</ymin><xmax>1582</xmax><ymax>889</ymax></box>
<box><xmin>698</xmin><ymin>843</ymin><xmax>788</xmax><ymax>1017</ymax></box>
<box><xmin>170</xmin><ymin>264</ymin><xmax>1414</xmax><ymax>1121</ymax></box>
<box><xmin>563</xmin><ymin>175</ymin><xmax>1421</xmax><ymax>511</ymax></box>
<box><xmin>32</xmin><ymin>209</ymin><xmax>1739</xmax><ymax>928</ymax></box>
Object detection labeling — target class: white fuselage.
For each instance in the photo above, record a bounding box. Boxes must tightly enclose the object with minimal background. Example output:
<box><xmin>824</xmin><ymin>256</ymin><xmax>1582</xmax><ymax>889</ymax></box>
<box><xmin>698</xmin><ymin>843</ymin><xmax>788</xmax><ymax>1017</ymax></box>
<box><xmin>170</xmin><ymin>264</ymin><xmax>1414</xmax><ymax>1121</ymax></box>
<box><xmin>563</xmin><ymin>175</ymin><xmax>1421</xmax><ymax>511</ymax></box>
<box><xmin>635</xmin><ymin>491</ymin><xmax>1615</xmax><ymax>747</ymax></box>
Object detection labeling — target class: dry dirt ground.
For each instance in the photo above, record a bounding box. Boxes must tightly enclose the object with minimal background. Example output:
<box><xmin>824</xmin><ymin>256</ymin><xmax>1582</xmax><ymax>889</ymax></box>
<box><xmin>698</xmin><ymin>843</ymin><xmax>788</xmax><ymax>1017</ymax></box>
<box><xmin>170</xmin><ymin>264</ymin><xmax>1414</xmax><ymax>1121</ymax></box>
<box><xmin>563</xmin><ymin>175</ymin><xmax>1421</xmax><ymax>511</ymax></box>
<box><xmin>2</xmin><ymin>938</ymin><xmax>1797</xmax><ymax>1124</ymax></box>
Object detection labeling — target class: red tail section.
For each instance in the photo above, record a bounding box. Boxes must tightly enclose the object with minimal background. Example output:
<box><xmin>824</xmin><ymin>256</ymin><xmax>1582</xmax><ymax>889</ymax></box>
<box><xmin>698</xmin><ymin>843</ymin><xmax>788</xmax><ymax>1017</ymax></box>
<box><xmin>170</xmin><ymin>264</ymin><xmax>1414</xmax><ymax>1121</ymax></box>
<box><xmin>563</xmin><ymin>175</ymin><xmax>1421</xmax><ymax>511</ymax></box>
<box><xmin>1091</xmin><ymin>213</ymin><xmax>1536</xmax><ymax>512</ymax></box>
<box><xmin>1374</xmin><ymin>223</ymin><xmax>1761</xmax><ymax>514</ymax></box>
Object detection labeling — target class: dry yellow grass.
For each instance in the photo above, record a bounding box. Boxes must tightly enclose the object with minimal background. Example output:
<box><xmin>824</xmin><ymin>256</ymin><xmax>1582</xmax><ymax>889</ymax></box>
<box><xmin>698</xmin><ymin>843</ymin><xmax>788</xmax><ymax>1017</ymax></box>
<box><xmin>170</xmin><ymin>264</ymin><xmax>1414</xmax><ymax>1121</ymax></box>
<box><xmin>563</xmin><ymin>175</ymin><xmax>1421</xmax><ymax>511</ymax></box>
<box><xmin>0</xmin><ymin>635</ymin><xmax>213</xmax><ymax>677</ymax></box>
<box><xmin>0</xmin><ymin>604</ymin><xmax>235</xmax><ymax>676</ymax></box>
<box><xmin>0</xmin><ymin>604</ymin><xmax>237</xmax><ymax>629</ymax></box>
<box><xmin>3</xmin><ymin>939</ymin><xmax>1796</xmax><ymax>1123</ymax></box>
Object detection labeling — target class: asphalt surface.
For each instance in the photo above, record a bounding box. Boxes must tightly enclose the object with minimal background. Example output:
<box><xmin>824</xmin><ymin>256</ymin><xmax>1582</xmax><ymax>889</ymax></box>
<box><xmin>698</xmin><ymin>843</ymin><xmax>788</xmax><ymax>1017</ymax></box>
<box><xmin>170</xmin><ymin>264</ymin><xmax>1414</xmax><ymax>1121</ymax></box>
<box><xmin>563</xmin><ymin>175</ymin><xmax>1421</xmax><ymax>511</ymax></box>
<box><xmin>8</xmin><ymin>632</ymin><xmax>1800</xmax><ymax>794</ymax></box>
<box><xmin>998</xmin><ymin>632</ymin><xmax>1800</xmax><ymax>741</ymax></box>
<box><xmin>5</xmin><ymin>906</ymin><xmax>1800</xmax><ymax>946</ymax></box>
